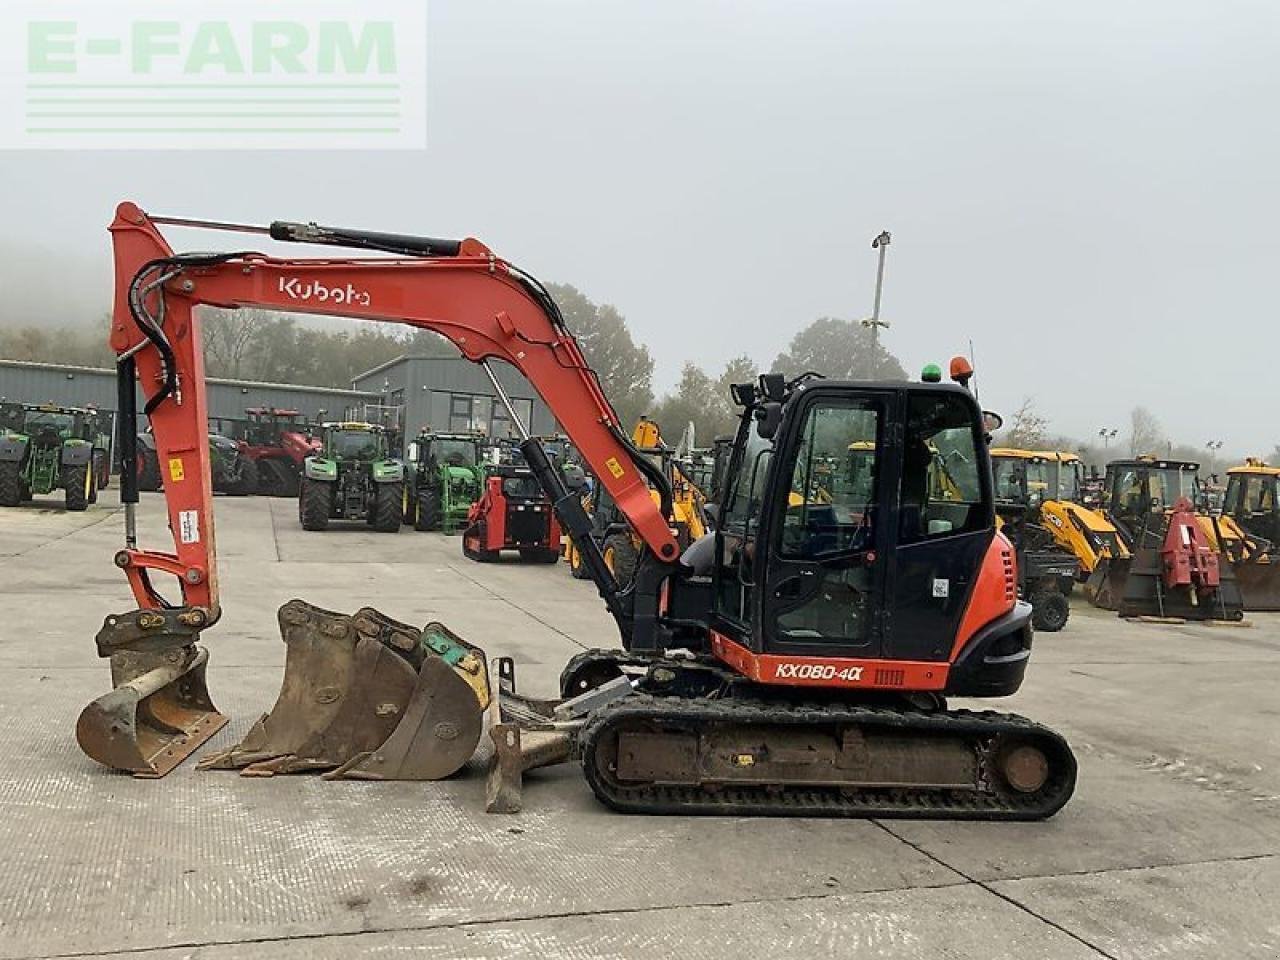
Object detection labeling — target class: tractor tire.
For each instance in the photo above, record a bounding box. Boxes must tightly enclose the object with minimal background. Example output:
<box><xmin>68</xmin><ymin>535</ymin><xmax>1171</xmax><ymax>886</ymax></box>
<box><xmin>569</xmin><ymin>540</ymin><xmax>592</xmax><ymax>579</ymax></box>
<box><xmin>93</xmin><ymin>450</ymin><xmax>110</xmax><ymax>491</ymax></box>
<box><xmin>1030</xmin><ymin>589</ymin><xmax>1070</xmax><ymax>633</ymax></box>
<box><xmin>0</xmin><ymin>461</ymin><xmax>22</xmax><ymax>507</ymax></box>
<box><xmin>63</xmin><ymin>462</ymin><xmax>92</xmax><ymax>512</ymax></box>
<box><xmin>299</xmin><ymin>478</ymin><xmax>333</xmax><ymax>531</ymax></box>
<box><xmin>603</xmin><ymin>531</ymin><xmax>638</xmax><ymax>589</ymax></box>
<box><xmin>519</xmin><ymin>547</ymin><xmax>562</xmax><ymax>564</ymax></box>
<box><xmin>373</xmin><ymin>482</ymin><xmax>403</xmax><ymax>533</ymax></box>
<box><xmin>269</xmin><ymin>459</ymin><xmax>301</xmax><ymax>498</ymax></box>
<box><xmin>228</xmin><ymin>458</ymin><xmax>259</xmax><ymax>497</ymax></box>
<box><xmin>137</xmin><ymin>452</ymin><xmax>162</xmax><ymax>492</ymax></box>
<box><xmin>416</xmin><ymin>486</ymin><xmax>441</xmax><ymax>531</ymax></box>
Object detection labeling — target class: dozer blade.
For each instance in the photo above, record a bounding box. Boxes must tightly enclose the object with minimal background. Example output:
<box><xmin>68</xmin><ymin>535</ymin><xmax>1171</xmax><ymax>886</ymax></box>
<box><xmin>327</xmin><ymin>622</ymin><xmax>490</xmax><ymax>781</ymax></box>
<box><xmin>197</xmin><ymin>599</ymin><xmax>362</xmax><ymax>772</ymax></box>
<box><xmin>1084</xmin><ymin>556</ymin><xmax>1129</xmax><ymax>611</ymax></box>
<box><xmin>1233</xmin><ymin>560</ymin><xmax>1280</xmax><ymax>612</ymax></box>
<box><xmin>77</xmin><ymin>608</ymin><xmax>228</xmax><ymax>778</ymax></box>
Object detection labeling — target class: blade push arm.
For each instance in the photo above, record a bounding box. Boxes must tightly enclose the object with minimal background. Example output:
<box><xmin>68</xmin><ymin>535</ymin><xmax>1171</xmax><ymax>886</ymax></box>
<box><xmin>109</xmin><ymin>202</ymin><xmax>678</xmax><ymax>618</ymax></box>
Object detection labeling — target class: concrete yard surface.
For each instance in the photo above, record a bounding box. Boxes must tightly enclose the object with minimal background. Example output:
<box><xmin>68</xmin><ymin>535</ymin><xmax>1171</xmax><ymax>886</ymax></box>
<box><xmin>1</xmin><ymin>490</ymin><xmax>1278</xmax><ymax>959</ymax></box>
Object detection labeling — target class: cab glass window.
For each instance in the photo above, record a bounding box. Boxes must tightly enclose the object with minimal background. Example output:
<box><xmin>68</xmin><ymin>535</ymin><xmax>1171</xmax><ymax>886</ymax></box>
<box><xmin>779</xmin><ymin>403</ymin><xmax>880</xmax><ymax>559</ymax></box>
<box><xmin>899</xmin><ymin>393</ymin><xmax>986</xmax><ymax>543</ymax></box>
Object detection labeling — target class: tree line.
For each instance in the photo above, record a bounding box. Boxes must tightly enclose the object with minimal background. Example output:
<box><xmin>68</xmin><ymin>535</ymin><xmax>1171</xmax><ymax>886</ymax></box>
<box><xmin>2</xmin><ymin>288</ymin><xmax>1271</xmax><ymax>465</ymax></box>
<box><xmin>0</xmin><ymin>282</ymin><xmax>908</xmax><ymax>449</ymax></box>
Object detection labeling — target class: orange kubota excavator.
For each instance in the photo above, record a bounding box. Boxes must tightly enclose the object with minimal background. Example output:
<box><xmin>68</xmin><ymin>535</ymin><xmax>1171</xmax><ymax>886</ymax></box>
<box><xmin>77</xmin><ymin>203</ymin><xmax>1075</xmax><ymax>819</ymax></box>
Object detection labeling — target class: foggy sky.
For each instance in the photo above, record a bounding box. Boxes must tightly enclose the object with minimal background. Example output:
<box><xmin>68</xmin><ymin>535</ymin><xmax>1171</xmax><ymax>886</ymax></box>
<box><xmin>1</xmin><ymin>0</ymin><xmax>1277</xmax><ymax>455</ymax></box>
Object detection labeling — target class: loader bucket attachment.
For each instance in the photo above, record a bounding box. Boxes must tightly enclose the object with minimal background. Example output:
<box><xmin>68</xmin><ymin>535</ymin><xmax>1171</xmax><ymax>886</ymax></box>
<box><xmin>1233</xmin><ymin>560</ymin><xmax>1280</xmax><ymax>612</ymax></box>
<box><xmin>1085</xmin><ymin>556</ymin><xmax>1129</xmax><ymax>611</ymax></box>
<box><xmin>326</xmin><ymin>622</ymin><xmax>490</xmax><ymax>781</ymax></box>
<box><xmin>77</xmin><ymin>609</ymin><xmax>228</xmax><ymax>778</ymax></box>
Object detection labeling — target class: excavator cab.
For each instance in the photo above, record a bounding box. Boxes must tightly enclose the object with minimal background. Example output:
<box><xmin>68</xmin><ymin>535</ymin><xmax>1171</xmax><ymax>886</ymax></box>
<box><xmin>710</xmin><ymin>379</ymin><xmax>1017</xmax><ymax>685</ymax></box>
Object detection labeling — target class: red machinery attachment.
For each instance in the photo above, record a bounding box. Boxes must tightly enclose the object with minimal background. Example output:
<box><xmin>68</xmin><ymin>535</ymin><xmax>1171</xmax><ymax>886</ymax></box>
<box><xmin>1161</xmin><ymin>498</ymin><xmax>1220</xmax><ymax>597</ymax></box>
<box><xmin>463</xmin><ymin>465</ymin><xmax>562</xmax><ymax>564</ymax></box>
<box><xmin>1117</xmin><ymin>497</ymin><xmax>1244</xmax><ymax>621</ymax></box>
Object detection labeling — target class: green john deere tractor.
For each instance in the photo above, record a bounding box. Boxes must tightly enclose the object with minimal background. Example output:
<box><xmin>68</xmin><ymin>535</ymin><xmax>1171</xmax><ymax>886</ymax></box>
<box><xmin>298</xmin><ymin>422</ymin><xmax>404</xmax><ymax>532</ymax></box>
<box><xmin>0</xmin><ymin>402</ymin><xmax>109</xmax><ymax>511</ymax></box>
<box><xmin>404</xmin><ymin>430</ymin><xmax>485</xmax><ymax>532</ymax></box>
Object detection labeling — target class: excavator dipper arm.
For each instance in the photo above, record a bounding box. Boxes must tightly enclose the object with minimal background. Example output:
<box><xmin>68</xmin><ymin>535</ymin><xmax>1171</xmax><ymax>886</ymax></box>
<box><xmin>109</xmin><ymin>202</ymin><xmax>679</xmax><ymax>628</ymax></box>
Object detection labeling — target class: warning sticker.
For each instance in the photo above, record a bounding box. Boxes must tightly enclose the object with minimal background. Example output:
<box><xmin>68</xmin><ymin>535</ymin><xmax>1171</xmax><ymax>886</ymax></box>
<box><xmin>168</xmin><ymin>458</ymin><xmax>185</xmax><ymax>483</ymax></box>
<box><xmin>179</xmin><ymin>510</ymin><xmax>200</xmax><ymax>544</ymax></box>
<box><xmin>605</xmin><ymin>457</ymin><xmax>625</xmax><ymax>479</ymax></box>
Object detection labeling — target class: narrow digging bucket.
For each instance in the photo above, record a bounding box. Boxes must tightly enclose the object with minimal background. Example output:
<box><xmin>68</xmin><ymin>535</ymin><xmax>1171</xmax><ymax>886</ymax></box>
<box><xmin>326</xmin><ymin>622</ymin><xmax>490</xmax><ymax>781</ymax></box>
<box><xmin>1084</xmin><ymin>556</ymin><xmax>1130</xmax><ymax>611</ymax></box>
<box><xmin>1233</xmin><ymin>560</ymin><xmax>1280</xmax><ymax>612</ymax></box>
<box><xmin>77</xmin><ymin>609</ymin><xmax>229</xmax><ymax>778</ymax></box>
<box><xmin>198</xmin><ymin>599</ymin><xmax>363</xmax><ymax>772</ymax></box>
<box><xmin>199</xmin><ymin>602</ymin><xmax>430</xmax><ymax>775</ymax></box>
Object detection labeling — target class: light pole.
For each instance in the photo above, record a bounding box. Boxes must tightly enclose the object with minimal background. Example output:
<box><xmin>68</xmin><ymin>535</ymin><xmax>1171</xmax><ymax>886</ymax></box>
<box><xmin>860</xmin><ymin>230</ymin><xmax>892</xmax><ymax>349</ymax></box>
<box><xmin>1205</xmin><ymin>439</ymin><xmax>1223</xmax><ymax>472</ymax></box>
<box><xmin>1098</xmin><ymin>427</ymin><xmax>1118</xmax><ymax>448</ymax></box>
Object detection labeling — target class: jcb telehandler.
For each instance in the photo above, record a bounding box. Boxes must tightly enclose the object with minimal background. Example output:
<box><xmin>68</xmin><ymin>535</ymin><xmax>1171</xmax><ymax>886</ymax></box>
<box><xmin>298</xmin><ymin>422</ymin><xmax>404</xmax><ymax>532</ymax></box>
<box><xmin>0</xmin><ymin>402</ymin><xmax>108</xmax><ymax>510</ymax></box>
<box><xmin>77</xmin><ymin>204</ymin><xmax>1075</xmax><ymax>822</ymax></box>
<box><xmin>404</xmin><ymin>429</ymin><xmax>485</xmax><ymax>532</ymax></box>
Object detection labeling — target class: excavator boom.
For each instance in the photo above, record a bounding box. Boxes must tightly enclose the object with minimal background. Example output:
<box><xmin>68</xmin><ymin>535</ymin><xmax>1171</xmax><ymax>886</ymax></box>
<box><xmin>82</xmin><ymin>203</ymin><xmax>680</xmax><ymax>777</ymax></box>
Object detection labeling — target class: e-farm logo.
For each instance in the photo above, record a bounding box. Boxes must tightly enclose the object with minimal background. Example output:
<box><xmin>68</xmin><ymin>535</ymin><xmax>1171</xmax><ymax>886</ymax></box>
<box><xmin>1</xmin><ymin>2</ymin><xmax>426</xmax><ymax>150</ymax></box>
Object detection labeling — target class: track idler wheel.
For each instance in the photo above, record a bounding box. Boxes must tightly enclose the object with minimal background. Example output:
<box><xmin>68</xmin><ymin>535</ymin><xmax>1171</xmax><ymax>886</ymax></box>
<box><xmin>77</xmin><ymin>608</ymin><xmax>228</xmax><ymax>778</ymax></box>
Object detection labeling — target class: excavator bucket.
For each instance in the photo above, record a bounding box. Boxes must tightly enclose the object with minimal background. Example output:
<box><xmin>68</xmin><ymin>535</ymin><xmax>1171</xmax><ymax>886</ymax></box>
<box><xmin>76</xmin><ymin>609</ymin><xmax>229</xmax><ymax>778</ymax></box>
<box><xmin>1084</xmin><ymin>556</ymin><xmax>1129</xmax><ymax>611</ymax></box>
<box><xmin>199</xmin><ymin>603</ymin><xmax>490</xmax><ymax>780</ymax></box>
<box><xmin>197</xmin><ymin>600</ymin><xmax>358</xmax><ymax>772</ymax></box>
<box><xmin>327</xmin><ymin>621</ymin><xmax>490</xmax><ymax>781</ymax></box>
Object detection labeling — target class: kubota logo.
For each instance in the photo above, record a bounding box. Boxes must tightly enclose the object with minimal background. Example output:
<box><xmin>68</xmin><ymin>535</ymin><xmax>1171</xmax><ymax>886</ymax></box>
<box><xmin>279</xmin><ymin>276</ymin><xmax>372</xmax><ymax>307</ymax></box>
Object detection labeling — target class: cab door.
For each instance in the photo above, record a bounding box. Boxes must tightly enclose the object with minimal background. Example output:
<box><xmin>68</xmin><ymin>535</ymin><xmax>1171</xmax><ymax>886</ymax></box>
<box><xmin>884</xmin><ymin>390</ymin><xmax>996</xmax><ymax>663</ymax></box>
<box><xmin>756</xmin><ymin>389</ymin><xmax>896</xmax><ymax>659</ymax></box>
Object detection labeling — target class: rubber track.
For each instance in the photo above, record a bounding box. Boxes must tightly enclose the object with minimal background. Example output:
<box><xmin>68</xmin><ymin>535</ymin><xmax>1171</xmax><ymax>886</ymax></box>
<box><xmin>580</xmin><ymin>695</ymin><xmax>1077</xmax><ymax>821</ymax></box>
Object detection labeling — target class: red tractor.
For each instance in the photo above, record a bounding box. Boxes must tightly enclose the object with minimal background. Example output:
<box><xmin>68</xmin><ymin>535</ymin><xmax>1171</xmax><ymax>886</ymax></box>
<box><xmin>462</xmin><ymin>463</ymin><xmax>562</xmax><ymax>563</ymax></box>
<box><xmin>236</xmin><ymin>408</ymin><xmax>321</xmax><ymax>497</ymax></box>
